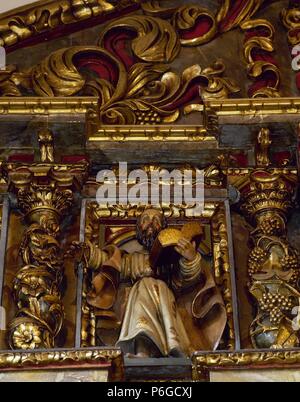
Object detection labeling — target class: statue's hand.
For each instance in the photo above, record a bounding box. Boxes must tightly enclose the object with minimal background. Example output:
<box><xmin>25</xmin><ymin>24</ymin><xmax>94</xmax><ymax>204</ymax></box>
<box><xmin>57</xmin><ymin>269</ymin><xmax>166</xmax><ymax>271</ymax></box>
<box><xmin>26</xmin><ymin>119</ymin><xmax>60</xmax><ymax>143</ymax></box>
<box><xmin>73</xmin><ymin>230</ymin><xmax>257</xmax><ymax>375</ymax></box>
<box><xmin>65</xmin><ymin>241</ymin><xmax>90</xmax><ymax>264</ymax></box>
<box><xmin>175</xmin><ymin>238</ymin><xmax>197</xmax><ymax>262</ymax></box>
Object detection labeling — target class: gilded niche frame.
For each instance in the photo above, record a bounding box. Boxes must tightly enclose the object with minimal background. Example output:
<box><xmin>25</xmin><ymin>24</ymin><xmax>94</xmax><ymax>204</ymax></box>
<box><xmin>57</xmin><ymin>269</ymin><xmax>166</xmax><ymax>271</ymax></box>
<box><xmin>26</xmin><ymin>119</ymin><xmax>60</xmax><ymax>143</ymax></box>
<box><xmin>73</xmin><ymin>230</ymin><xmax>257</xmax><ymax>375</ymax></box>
<box><xmin>0</xmin><ymin>98</ymin><xmax>299</xmax><ymax>379</ymax></box>
<box><xmin>78</xmin><ymin>198</ymin><xmax>240</xmax><ymax>355</ymax></box>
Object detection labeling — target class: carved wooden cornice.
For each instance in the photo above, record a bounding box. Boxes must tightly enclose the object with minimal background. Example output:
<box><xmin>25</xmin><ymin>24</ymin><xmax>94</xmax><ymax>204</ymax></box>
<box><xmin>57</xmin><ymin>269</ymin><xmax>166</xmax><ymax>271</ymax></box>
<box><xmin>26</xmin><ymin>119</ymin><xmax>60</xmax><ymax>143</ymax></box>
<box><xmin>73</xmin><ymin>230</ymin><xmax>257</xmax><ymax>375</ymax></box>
<box><xmin>0</xmin><ymin>0</ymin><xmax>146</xmax><ymax>50</ymax></box>
<box><xmin>0</xmin><ymin>0</ymin><xmax>269</xmax><ymax>52</ymax></box>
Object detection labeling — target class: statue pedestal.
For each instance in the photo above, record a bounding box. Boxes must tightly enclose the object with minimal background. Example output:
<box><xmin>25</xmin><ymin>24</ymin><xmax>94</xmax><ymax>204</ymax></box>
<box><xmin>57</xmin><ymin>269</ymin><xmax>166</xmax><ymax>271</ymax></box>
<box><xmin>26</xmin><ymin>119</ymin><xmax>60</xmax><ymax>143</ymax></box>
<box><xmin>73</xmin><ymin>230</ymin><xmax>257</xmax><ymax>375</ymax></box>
<box><xmin>124</xmin><ymin>357</ymin><xmax>192</xmax><ymax>381</ymax></box>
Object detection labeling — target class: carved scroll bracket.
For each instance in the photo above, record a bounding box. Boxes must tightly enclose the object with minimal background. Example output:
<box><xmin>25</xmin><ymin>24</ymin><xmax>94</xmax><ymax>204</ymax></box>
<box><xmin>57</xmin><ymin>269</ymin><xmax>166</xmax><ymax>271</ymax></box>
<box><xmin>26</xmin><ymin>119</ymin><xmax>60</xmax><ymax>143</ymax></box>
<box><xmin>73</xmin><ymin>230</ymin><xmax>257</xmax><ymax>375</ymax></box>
<box><xmin>3</xmin><ymin>162</ymin><xmax>89</xmax><ymax>350</ymax></box>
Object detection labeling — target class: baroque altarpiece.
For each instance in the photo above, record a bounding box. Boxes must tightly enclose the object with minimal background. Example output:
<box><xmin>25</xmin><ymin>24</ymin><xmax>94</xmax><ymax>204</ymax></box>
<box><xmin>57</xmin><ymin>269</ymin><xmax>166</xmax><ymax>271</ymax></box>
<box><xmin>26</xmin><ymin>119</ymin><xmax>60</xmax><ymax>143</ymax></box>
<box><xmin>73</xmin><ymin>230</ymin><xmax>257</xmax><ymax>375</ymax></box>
<box><xmin>0</xmin><ymin>0</ymin><xmax>300</xmax><ymax>382</ymax></box>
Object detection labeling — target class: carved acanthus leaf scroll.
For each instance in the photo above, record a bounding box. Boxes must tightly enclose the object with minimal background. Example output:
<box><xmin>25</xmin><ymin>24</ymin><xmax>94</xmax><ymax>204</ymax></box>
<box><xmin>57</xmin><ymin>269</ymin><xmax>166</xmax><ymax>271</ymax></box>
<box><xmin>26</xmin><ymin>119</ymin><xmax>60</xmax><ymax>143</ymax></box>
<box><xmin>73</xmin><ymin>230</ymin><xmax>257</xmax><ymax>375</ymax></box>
<box><xmin>241</xmin><ymin>19</ymin><xmax>281</xmax><ymax>98</ymax></box>
<box><xmin>281</xmin><ymin>4</ymin><xmax>300</xmax><ymax>92</ymax></box>
<box><xmin>142</xmin><ymin>1</ymin><xmax>280</xmax><ymax>98</ymax></box>
<box><xmin>1</xmin><ymin>13</ymin><xmax>240</xmax><ymax>125</ymax></box>
<box><xmin>282</xmin><ymin>6</ymin><xmax>300</xmax><ymax>46</ymax></box>
<box><xmin>0</xmin><ymin>0</ymin><xmax>141</xmax><ymax>48</ymax></box>
<box><xmin>98</xmin><ymin>15</ymin><xmax>181</xmax><ymax>63</ymax></box>
<box><xmin>142</xmin><ymin>0</ymin><xmax>268</xmax><ymax>45</ymax></box>
<box><xmin>0</xmin><ymin>0</ymin><xmax>269</xmax><ymax>51</ymax></box>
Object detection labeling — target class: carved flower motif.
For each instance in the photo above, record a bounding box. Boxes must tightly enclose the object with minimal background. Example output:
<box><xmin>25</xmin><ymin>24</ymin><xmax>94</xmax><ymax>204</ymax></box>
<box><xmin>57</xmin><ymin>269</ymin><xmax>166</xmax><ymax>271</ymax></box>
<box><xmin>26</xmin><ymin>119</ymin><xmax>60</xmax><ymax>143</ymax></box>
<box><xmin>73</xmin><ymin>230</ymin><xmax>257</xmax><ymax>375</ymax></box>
<box><xmin>13</xmin><ymin>323</ymin><xmax>42</xmax><ymax>350</ymax></box>
<box><xmin>18</xmin><ymin>275</ymin><xmax>48</xmax><ymax>298</ymax></box>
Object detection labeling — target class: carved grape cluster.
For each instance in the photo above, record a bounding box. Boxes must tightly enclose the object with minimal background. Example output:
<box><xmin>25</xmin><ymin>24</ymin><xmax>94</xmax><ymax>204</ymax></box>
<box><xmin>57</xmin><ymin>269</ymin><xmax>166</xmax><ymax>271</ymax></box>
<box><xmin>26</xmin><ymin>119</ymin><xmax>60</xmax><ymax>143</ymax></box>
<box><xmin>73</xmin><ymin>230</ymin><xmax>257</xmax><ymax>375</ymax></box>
<box><xmin>260</xmin><ymin>216</ymin><xmax>283</xmax><ymax>236</ymax></box>
<box><xmin>248</xmin><ymin>246</ymin><xmax>268</xmax><ymax>277</ymax></box>
<box><xmin>136</xmin><ymin>109</ymin><xmax>162</xmax><ymax>125</ymax></box>
<box><xmin>259</xmin><ymin>292</ymin><xmax>293</xmax><ymax>325</ymax></box>
<box><xmin>281</xmin><ymin>254</ymin><xmax>298</xmax><ymax>271</ymax></box>
<box><xmin>281</xmin><ymin>254</ymin><xmax>300</xmax><ymax>286</ymax></box>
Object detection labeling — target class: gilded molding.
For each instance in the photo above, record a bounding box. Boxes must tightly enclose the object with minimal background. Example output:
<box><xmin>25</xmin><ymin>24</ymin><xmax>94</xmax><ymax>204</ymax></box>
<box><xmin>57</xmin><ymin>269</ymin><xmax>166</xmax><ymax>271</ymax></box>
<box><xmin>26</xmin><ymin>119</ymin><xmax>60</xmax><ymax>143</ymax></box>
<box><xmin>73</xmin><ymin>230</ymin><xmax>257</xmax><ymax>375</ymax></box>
<box><xmin>0</xmin><ymin>97</ymin><xmax>97</xmax><ymax>115</ymax></box>
<box><xmin>192</xmin><ymin>350</ymin><xmax>300</xmax><ymax>381</ymax></box>
<box><xmin>0</xmin><ymin>349</ymin><xmax>123</xmax><ymax>381</ymax></box>
<box><xmin>0</xmin><ymin>0</ymin><xmax>143</xmax><ymax>48</ymax></box>
<box><xmin>0</xmin><ymin>0</ymin><xmax>269</xmax><ymax>51</ymax></box>
<box><xmin>212</xmin><ymin>206</ymin><xmax>235</xmax><ymax>349</ymax></box>
<box><xmin>2</xmin><ymin>97</ymin><xmax>300</xmax><ymax>117</ymax></box>
<box><xmin>88</xmin><ymin>125</ymin><xmax>216</xmax><ymax>143</ymax></box>
<box><xmin>1</xmin><ymin>97</ymin><xmax>300</xmax><ymax>116</ymax></box>
<box><xmin>205</xmin><ymin>98</ymin><xmax>300</xmax><ymax>116</ymax></box>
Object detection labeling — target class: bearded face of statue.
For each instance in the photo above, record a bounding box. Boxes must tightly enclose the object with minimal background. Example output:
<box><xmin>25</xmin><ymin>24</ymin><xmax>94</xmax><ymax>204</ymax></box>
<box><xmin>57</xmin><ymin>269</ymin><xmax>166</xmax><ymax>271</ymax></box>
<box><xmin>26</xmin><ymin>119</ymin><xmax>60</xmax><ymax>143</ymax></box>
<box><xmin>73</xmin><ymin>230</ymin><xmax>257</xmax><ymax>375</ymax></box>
<box><xmin>136</xmin><ymin>209</ymin><xmax>167</xmax><ymax>251</ymax></box>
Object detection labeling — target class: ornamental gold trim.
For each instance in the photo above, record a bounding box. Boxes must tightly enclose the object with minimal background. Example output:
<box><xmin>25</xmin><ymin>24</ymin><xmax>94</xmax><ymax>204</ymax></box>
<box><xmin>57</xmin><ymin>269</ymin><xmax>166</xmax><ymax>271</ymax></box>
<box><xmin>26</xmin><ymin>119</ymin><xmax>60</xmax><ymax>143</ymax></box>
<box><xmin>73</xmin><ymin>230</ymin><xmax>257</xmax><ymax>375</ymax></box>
<box><xmin>0</xmin><ymin>97</ymin><xmax>97</xmax><ymax>115</ymax></box>
<box><xmin>0</xmin><ymin>0</ymin><xmax>143</xmax><ymax>48</ymax></box>
<box><xmin>241</xmin><ymin>19</ymin><xmax>281</xmax><ymax>98</ymax></box>
<box><xmin>0</xmin><ymin>348</ymin><xmax>124</xmax><ymax>381</ymax></box>
<box><xmin>88</xmin><ymin>125</ymin><xmax>216</xmax><ymax>143</ymax></box>
<box><xmin>0</xmin><ymin>0</ymin><xmax>268</xmax><ymax>51</ymax></box>
<box><xmin>1</xmin><ymin>97</ymin><xmax>300</xmax><ymax>117</ymax></box>
<box><xmin>192</xmin><ymin>350</ymin><xmax>300</xmax><ymax>381</ymax></box>
<box><xmin>3</xmin><ymin>97</ymin><xmax>300</xmax><ymax>143</ymax></box>
<box><xmin>205</xmin><ymin>97</ymin><xmax>300</xmax><ymax>116</ymax></box>
<box><xmin>212</xmin><ymin>206</ymin><xmax>235</xmax><ymax>350</ymax></box>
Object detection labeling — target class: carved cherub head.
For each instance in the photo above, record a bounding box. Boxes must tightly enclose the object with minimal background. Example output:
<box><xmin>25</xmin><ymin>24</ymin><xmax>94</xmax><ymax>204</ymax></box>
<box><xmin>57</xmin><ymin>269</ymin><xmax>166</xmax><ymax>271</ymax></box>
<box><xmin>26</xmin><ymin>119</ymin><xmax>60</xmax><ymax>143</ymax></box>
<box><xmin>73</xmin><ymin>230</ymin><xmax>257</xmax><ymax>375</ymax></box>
<box><xmin>136</xmin><ymin>208</ymin><xmax>167</xmax><ymax>250</ymax></box>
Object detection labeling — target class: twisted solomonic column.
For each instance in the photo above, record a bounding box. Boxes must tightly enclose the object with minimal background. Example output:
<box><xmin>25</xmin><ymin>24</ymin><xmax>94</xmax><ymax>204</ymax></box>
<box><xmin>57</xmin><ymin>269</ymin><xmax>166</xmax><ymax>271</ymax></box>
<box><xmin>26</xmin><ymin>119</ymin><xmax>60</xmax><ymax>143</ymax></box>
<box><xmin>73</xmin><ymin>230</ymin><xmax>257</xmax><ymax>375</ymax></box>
<box><xmin>238</xmin><ymin>170</ymin><xmax>300</xmax><ymax>349</ymax></box>
<box><xmin>4</xmin><ymin>162</ymin><xmax>88</xmax><ymax>350</ymax></box>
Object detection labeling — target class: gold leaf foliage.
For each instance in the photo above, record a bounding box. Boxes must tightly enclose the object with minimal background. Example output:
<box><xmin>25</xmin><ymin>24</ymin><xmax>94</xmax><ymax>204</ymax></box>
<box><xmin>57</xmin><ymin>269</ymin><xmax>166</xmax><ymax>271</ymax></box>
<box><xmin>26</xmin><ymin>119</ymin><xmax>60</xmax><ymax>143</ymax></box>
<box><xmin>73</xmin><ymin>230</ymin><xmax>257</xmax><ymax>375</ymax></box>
<box><xmin>98</xmin><ymin>15</ymin><xmax>181</xmax><ymax>63</ymax></box>
<box><xmin>281</xmin><ymin>7</ymin><xmax>300</xmax><ymax>46</ymax></box>
<box><xmin>171</xmin><ymin>6</ymin><xmax>217</xmax><ymax>46</ymax></box>
<box><xmin>216</xmin><ymin>0</ymin><xmax>267</xmax><ymax>31</ymax></box>
<box><xmin>0</xmin><ymin>12</ymin><xmax>241</xmax><ymax>124</ymax></box>
<box><xmin>142</xmin><ymin>0</ymin><xmax>268</xmax><ymax>46</ymax></box>
<box><xmin>241</xmin><ymin>19</ymin><xmax>281</xmax><ymax>98</ymax></box>
<box><xmin>0</xmin><ymin>0</ymin><xmax>135</xmax><ymax>48</ymax></box>
<box><xmin>2</xmin><ymin>45</ymin><xmax>239</xmax><ymax>124</ymax></box>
